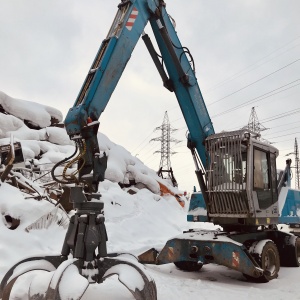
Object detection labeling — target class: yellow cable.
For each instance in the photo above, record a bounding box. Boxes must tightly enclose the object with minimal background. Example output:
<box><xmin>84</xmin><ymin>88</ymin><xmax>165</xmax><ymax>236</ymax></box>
<box><xmin>62</xmin><ymin>140</ymin><xmax>87</xmax><ymax>183</ymax></box>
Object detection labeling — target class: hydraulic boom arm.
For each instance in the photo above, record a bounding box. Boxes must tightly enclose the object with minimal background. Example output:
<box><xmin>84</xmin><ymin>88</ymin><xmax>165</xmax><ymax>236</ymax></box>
<box><xmin>64</xmin><ymin>0</ymin><xmax>214</xmax><ymax>190</ymax></box>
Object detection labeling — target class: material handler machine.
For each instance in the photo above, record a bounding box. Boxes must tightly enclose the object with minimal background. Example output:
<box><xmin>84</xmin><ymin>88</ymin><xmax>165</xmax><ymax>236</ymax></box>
<box><xmin>1</xmin><ymin>0</ymin><xmax>300</xmax><ymax>299</ymax></box>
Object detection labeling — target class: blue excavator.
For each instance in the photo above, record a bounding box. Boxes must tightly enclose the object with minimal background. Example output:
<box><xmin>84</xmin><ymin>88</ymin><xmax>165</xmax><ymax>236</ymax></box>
<box><xmin>1</xmin><ymin>0</ymin><xmax>300</xmax><ymax>299</ymax></box>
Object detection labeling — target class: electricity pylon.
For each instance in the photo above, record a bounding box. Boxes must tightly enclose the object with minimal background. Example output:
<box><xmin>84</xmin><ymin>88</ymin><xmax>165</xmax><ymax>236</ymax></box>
<box><xmin>245</xmin><ymin>107</ymin><xmax>267</xmax><ymax>136</ymax></box>
<box><xmin>151</xmin><ymin>111</ymin><xmax>180</xmax><ymax>187</ymax></box>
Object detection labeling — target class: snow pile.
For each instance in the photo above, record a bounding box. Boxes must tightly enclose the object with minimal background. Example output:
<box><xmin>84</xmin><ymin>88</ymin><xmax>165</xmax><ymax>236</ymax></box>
<box><xmin>0</xmin><ymin>91</ymin><xmax>174</xmax><ymax>194</ymax></box>
<box><xmin>0</xmin><ymin>91</ymin><xmax>63</xmax><ymax>129</ymax></box>
<box><xmin>0</xmin><ymin>92</ymin><xmax>187</xmax><ymax>280</ymax></box>
<box><xmin>98</xmin><ymin>133</ymin><xmax>161</xmax><ymax>194</ymax></box>
<box><xmin>0</xmin><ymin>182</ymin><xmax>67</xmax><ymax>278</ymax></box>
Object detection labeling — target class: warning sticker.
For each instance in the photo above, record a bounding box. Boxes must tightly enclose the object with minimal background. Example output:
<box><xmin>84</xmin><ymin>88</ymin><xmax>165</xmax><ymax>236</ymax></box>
<box><xmin>126</xmin><ymin>7</ymin><xmax>138</xmax><ymax>31</ymax></box>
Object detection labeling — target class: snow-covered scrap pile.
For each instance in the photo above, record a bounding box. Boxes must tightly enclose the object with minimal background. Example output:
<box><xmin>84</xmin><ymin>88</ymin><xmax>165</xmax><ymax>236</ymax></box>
<box><xmin>0</xmin><ymin>91</ymin><xmax>62</xmax><ymax>130</ymax></box>
<box><xmin>0</xmin><ymin>91</ymin><xmax>183</xmax><ymax>198</ymax></box>
<box><xmin>0</xmin><ymin>91</ymin><xmax>188</xmax><ymax>280</ymax></box>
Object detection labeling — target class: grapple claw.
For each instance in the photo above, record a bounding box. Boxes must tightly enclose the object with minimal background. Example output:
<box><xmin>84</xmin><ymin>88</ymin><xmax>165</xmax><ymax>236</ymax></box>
<box><xmin>1</xmin><ymin>254</ymin><xmax>156</xmax><ymax>300</ymax></box>
<box><xmin>0</xmin><ymin>255</ymin><xmax>62</xmax><ymax>300</ymax></box>
<box><xmin>98</xmin><ymin>253</ymin><xmax>157</xmax><ymax>300</ymax></box>
<box><xmin>1</xmin><ymin>189</ymin><xmax>156</xmax><ymax>299</ymax></box>
<box><xmin>28</xmin><ymin>271</ymin><xmax>54</xmax><ymax>299</ymax></box>
<box><xmin>42</xmin><ymin>258</ymin><xmax>89</xmax><ymax>300</ymax></box>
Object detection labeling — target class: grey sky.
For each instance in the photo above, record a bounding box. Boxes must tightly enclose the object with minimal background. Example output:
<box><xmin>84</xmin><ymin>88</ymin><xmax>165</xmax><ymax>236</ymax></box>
<box><xmin>1</xmin><ymin>0</ymin><xmax>299</xmax><ymax>191</ymax></box>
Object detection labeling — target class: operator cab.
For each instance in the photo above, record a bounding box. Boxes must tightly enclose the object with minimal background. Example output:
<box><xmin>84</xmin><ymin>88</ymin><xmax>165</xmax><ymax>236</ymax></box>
<box><xmin>205</xmin><ymin>129</ymin><xmax>279</xmax><ymax>230</ymax></box>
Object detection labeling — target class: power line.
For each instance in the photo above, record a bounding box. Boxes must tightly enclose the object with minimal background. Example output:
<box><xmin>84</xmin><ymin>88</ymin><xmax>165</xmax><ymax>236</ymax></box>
<box><xmin>142</xmin><ymin>142</ymin><xmax>159</xmax><ymax>156</ymax></box>
<box><xmin>272</xmin><ymin>138</ymin><xmax>297</xmax><ymax>144</ymax></box>
<box><xmin>204</xmin><ymin>36</ymin><xmax>300</xmax><ymax>93</ymax></box>
<box><xmin>268</xmin><ymin>120</ymin><xmax>300</xmax><ymax>130</ymax></box>
<box><xmin>208</xmin><ymin>58</ymin><xmax>300</xmax><ymax>106</ymax></box>
<box><xmin>212</xmin><ymin>79</ymin><xmax>300</xmax><ymax>118</ymax></box>
<box><xmin>130</xmin><ymin>131</ymin><xmax>156</xmax><ymax>155</ymax></box>
<box><xmin>279</xmin><ymin>148</ymin><xmax>294</xmax><ymax>152</ymax></box>
<box><xmin>261</xmin><ymin>108</ymin><xmax>300</xmax><ymax>123</ymax></box>
<box><xmin>269</xmin><ymin>131</ymin><xmax>300</xmax><ymax>140</ymax></box>
<box><xmin>264</xmin><ymin>125</ymin><xmax>300</xmax><ymax>137</ymax></box>
<box><xmin>229</xmin><ymin>106</ymin><xmax>300</xmax><ymax>132</ymax></box>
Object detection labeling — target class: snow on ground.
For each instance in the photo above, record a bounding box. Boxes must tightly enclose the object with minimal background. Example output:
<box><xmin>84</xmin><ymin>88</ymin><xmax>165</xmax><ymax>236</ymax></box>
<box><xmin>1</xmin><ymin>93</ymin><xmax>300</xmax><ymax>299</ymax></box>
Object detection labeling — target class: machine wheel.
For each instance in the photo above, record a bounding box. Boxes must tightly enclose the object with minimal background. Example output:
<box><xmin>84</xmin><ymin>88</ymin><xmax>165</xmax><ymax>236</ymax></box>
<box><xmin>246</xmin><ymin>241</ymin><xmax>280</xmax><ymax>283</ymax></box>
<box><xmin>281</xmin><ymin>236</ymin><xmax>300</xmax><ymax>267</ymax></box>
<box><xmin>174</xmin><ymin>261</ymin><xmax>203</xmax><ymax>272</ymax></box>
<box><xmin>291</xmin><ymin>237</ymin><xmax>300</xmax><ymax>267</ymax></box>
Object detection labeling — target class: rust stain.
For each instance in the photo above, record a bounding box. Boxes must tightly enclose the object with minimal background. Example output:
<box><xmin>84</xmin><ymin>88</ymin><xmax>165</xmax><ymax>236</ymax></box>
<box><xmin>232</xmin><ymin>251</ymin><xmax>240</xmax><ymax>268</ymax></box>
<box><xmin>167</xmin><ymin>247</ymin><xmax>174</xmax><ymax>261</ymax></box>
<box><xmin>157</xmin><ymin>181</ymin><xmax>185</xmax><ymax>207</ymax></box>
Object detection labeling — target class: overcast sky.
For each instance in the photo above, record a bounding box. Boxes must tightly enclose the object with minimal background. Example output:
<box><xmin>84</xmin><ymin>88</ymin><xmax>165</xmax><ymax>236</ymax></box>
<box><xmin>1</xmin><ymin>0</ymin><xmax>300</xmax><ymax>192</ymax></box>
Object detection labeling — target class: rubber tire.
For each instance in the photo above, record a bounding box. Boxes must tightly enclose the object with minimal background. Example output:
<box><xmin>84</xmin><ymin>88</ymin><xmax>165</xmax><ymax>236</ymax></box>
<box><xmin>292</xmin><ymin>237</ymin><xmax>300</xmax><ymax>267</ymax></box>
<box><xmin>245</xmin><ymin>241</ymin><xmax>280</xmax><ymax>283</ymax></box>
<box><xmin>281</xmin><ymin>237</ymin><xmax>300</xmax><ymax>267</ymax></box>
<box><xmin>174</xmin><ymin>261</ymin><xmax>203</xmax><ymax>272</ymax></box>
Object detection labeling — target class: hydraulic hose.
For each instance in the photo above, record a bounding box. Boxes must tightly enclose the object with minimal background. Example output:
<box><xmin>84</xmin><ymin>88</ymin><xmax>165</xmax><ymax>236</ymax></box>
<box><xmin>51</xmin><ymin>144</ymin><xmax>78</xmax><ymax>184</ymax></box>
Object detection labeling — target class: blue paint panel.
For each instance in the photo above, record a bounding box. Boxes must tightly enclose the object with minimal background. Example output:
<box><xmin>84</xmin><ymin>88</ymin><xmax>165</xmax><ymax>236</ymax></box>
<box><xmin>187</xmin><ymin>192</ymin><xmax>208</xmax><ymax>222</ymax></box>
<box><xmin>279</xmin><ymin>188</ymin><xmax>300</xmax><ymax>224</ymax></box>
<box><xmin>188</xmin><ymin>193</ymin><xmax>206</xmax><ymax>211</ymax></box>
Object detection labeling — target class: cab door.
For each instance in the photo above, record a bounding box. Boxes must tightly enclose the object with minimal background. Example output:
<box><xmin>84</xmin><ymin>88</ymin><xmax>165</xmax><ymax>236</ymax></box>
<box><xmin>253</xmin><ymin>148</ymin><xmax>278</xmax><ymax>210</ymax></box>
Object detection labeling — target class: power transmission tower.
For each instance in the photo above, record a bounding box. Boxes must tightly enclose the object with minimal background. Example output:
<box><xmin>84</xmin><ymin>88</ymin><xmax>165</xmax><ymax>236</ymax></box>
<box><xmin>295</xmin><ymin>138</ymin><xmax>300</xmax><ymax>189</ymax></box>
<box><xmin>150</xmin><ymin>111</ymin><xmax>180</xmax><ymax>187</ymax></box>
<box><xmin>285</xmin><ymin>138</ymin><xmax>300</xmax><ymax>189</ymax></box>
<box><xmin>245</xmin><ymin>107</ymin><xmax>267</xmax><ymax>136</ymax></box>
